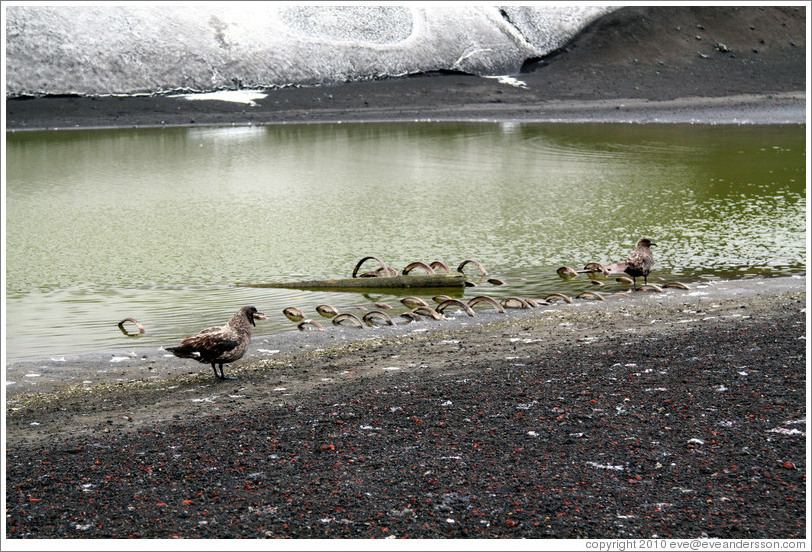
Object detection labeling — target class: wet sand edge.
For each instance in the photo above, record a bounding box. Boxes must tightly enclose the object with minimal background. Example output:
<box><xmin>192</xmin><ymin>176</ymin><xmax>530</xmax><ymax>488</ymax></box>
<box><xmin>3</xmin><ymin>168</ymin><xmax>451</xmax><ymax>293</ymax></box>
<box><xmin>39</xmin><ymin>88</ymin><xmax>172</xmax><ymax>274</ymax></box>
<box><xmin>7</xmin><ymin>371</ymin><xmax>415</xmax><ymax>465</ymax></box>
<box><xmin>6</xmin><ymin>276</ymin><xmax>806</xmax><ymax>448</ymax></box>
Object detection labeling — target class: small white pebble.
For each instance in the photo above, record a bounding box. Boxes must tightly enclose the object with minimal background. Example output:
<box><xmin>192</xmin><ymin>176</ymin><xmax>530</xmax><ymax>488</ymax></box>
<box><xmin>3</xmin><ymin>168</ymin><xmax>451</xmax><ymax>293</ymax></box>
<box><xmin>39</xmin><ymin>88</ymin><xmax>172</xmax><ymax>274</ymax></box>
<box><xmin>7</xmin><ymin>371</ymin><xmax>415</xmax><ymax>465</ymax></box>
<box><xmin>587</xmin><ymin>461</ymin><xmax>624</xmax><ymax>471</ymax></box>
<box><xmin>767</xmin><ymin>428</ymin><xmax>805</xmax><ymax>436</ymax></box>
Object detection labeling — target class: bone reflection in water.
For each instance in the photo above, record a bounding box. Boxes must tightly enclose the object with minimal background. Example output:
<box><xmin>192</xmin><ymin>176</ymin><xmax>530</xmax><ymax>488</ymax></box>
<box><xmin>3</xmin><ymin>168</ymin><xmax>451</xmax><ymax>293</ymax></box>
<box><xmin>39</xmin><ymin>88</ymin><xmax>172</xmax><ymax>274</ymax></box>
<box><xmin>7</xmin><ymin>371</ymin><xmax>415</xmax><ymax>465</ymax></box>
<box><xmin>283</xmin><ymin>306</ymin><xmax>306</xmax><ymax>322</ymax></box>
<box><xmin>401</xmin><ymin>296</ymin><xmax>430</xmax><ymax>309</ymax></box>
<box><xmin>315</xmin><ymin>304</ymin><xmax>341</xmax><ymax>318</ymax></box>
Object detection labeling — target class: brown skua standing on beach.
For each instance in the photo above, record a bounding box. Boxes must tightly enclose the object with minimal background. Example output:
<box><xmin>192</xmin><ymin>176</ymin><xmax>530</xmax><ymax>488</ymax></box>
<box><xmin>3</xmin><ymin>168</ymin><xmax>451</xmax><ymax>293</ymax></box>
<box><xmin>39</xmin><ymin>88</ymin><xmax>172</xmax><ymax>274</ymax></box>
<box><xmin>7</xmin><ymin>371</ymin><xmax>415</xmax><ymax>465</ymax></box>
<box><xmin>624</xmin><ymin>238</ymin><xmax>656</xmax><ymax>289</ymax></box>
<box><xmin>165</xmin><ymin>305</ymin><xmax>266</xmax><ymax>380</ymax></box>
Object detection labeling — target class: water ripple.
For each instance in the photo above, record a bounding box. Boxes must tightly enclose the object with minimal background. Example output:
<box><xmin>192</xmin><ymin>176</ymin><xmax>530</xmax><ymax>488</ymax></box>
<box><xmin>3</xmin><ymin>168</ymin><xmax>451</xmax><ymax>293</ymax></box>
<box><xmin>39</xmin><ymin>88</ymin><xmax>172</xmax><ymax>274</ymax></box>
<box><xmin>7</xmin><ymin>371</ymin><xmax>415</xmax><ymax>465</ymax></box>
<box><xmin>5</xmin><ymin>122</ymin><xmax>805</xmax><ymax>361</ymax></box>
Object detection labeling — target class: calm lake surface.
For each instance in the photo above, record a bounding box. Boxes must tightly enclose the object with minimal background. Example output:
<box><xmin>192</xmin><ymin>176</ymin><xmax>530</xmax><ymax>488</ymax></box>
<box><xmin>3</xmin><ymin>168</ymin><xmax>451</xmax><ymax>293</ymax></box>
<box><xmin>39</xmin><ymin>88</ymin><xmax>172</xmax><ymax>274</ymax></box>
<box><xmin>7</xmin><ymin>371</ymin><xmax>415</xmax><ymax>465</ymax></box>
<box><xmin>5</xmin><ymin>122</ymin><xmax>806</xmax><ymax>362</ymax></box>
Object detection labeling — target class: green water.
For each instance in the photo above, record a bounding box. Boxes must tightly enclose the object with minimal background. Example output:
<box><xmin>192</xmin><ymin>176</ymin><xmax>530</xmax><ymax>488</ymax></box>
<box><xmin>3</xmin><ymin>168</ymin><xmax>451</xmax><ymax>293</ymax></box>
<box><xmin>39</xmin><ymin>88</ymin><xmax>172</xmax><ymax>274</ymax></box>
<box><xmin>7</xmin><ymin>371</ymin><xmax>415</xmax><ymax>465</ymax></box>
<box><xmin>5</xmin><ymin>122</ymin><xmax>806</xmax><ymax>361</ymax></box>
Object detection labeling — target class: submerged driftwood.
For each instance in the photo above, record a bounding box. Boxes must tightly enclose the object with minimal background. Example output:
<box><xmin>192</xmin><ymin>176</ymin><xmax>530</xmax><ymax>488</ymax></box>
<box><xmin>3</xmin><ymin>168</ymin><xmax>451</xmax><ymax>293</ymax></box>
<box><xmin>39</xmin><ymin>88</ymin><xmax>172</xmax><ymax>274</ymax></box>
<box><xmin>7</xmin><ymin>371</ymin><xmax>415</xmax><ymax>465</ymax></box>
<box><xmin>237</xmin><ymin>273</ymin><xmax>466</xmax><ymax>291</ymax></box>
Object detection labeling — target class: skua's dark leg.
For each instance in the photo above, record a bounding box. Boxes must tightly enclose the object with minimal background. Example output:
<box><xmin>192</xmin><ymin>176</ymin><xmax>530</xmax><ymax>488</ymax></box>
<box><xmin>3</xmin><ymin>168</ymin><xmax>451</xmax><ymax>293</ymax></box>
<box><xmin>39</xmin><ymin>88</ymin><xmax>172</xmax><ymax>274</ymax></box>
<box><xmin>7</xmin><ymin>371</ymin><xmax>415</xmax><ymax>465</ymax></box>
<box><xmin>219</xmin><ymin>364</ymin><xmax>236</xmax><ymax>380</ymax></box>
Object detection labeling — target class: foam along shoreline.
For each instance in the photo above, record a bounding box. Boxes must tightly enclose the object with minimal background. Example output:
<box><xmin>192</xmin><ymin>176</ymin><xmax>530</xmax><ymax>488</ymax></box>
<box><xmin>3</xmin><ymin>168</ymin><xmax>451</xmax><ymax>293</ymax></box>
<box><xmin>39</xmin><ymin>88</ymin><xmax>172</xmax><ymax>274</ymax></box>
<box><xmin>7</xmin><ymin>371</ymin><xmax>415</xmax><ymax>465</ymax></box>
<box><xmin>5</xmin><ymin>276</ymin><xmax>806</xmax><ymax>401</ymax></box>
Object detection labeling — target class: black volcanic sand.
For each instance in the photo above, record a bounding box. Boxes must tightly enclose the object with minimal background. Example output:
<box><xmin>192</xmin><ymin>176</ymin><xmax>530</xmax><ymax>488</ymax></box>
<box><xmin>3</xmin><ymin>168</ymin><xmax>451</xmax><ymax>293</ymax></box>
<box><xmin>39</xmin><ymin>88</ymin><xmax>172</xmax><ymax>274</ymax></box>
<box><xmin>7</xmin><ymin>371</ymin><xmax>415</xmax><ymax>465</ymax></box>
<box><xmin>5</xmin><ymin>278</ymin><xmax>807</xmax><ymax>539</ymax></box>
<box><xmin>5</xmin><ymin>6</ymin><xmax>806</xmax><ymax>130</ymax></box>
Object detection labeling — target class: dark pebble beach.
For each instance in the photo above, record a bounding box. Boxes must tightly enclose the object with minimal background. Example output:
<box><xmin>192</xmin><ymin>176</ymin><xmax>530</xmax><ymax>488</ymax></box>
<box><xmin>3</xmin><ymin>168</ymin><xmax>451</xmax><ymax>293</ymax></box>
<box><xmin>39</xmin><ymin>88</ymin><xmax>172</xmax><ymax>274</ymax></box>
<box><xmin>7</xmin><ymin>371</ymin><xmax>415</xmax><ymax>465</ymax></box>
<box><xmin>6</xmin><ymin>278</ymin><xmax>807</xmax><ymax>539</ymax></box>
<box><xmin>4</xmin><ymin>5</ymin><xmax>808</xmax><ymax>544</ymax></box>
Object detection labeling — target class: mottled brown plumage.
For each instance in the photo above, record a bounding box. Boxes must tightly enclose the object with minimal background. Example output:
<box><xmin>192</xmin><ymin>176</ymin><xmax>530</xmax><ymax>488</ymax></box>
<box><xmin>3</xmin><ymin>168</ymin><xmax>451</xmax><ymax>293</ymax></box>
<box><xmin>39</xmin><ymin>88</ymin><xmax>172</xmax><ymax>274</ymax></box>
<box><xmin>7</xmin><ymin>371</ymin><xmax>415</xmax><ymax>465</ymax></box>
<box><xmin>166</xmin><ymin>306</ymin><xmax>265</xmax><ymax>380</ymax></box>
<box><xmin>624</xmin><ymin>238</ymin><xmax>656</xmax><ymax>289</ymax></box>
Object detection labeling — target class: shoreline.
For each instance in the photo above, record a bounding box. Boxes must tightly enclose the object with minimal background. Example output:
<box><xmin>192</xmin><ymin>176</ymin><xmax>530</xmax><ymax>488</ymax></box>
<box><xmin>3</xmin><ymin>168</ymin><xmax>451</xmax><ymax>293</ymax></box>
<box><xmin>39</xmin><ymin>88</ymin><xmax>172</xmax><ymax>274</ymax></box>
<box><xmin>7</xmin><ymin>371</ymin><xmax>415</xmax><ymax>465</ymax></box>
<box><xmin>5</xmin><ymin>275</ymin><xmax>806</xmax><ymax>401</ymax></box>
<box><xmin>7</xmin><ymin>275</ymin><xmax>806</xmax><ymax>434</ymax></box>
<box><xmin>5</xmin><ymin>91</ymin><xmax>807</xmax><ymax>132</ymax></box>
<box><xmin>5</xmin><ymin>275</ymin><xmax>807</xmax><ymax>538</ymax></box>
